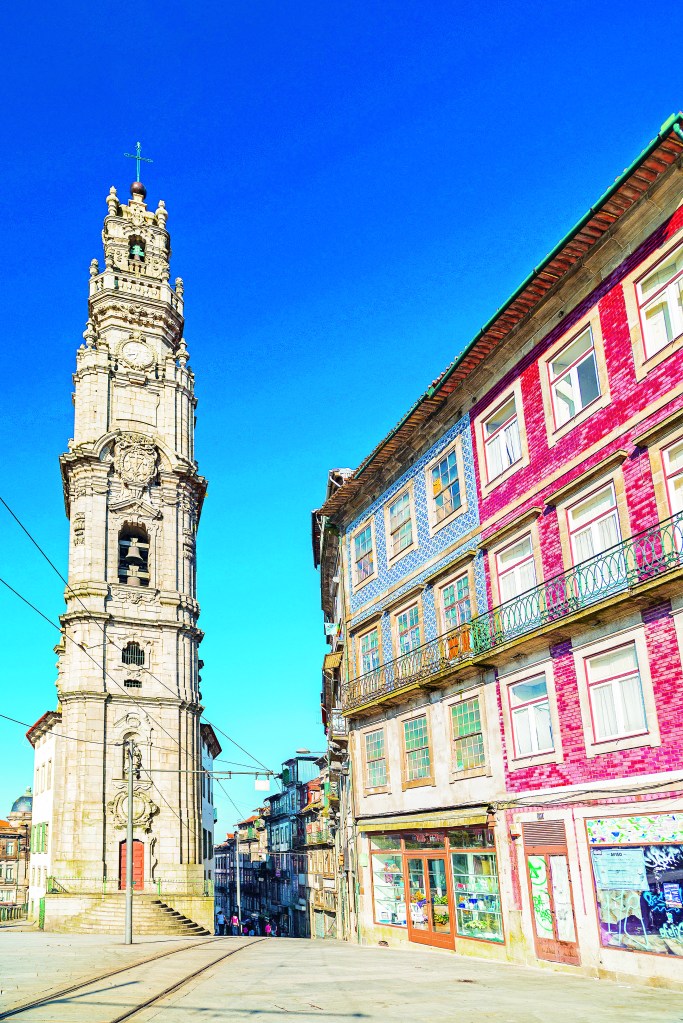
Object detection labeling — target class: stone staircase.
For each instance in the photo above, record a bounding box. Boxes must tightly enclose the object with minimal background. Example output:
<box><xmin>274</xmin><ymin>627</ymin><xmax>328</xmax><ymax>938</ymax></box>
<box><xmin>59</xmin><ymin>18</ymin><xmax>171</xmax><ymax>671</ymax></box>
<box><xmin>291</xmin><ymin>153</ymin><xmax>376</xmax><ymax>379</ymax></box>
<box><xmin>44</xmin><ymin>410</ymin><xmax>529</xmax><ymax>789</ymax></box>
<box><xmin>50</xmin><ymin>894</ymin><xmax>212</xmax><ymax>936</ymax></box>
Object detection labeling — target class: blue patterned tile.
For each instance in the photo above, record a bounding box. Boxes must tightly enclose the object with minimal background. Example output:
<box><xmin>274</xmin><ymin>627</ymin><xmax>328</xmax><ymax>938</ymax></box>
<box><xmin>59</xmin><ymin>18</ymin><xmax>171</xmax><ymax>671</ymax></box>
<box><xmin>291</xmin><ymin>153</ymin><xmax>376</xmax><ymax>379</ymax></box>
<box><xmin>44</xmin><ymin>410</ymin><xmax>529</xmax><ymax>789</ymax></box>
<box><xmin>346</xmin><ymin>413</ymin><xmax>486</xmax><ymax>664</ymax></box>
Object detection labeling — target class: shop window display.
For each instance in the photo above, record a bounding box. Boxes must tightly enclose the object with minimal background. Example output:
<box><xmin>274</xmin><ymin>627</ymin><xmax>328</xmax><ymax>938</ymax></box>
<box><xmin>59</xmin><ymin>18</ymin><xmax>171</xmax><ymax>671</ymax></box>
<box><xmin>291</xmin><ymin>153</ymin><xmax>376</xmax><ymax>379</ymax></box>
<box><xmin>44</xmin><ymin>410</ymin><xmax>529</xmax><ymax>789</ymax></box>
<box><xmin>449</xmin><ymin>828</ymin><xmax>503</xmax><ymax>942</ymax></box>
<box><xmin>372</xmin><ymin>852</ymin><xmax>406</xmax><ymax>926</ymax></box>
<box><xmin>588</xmin><ymin>814</ymin><xmax>683</xmax><ymax>957</ymax></box>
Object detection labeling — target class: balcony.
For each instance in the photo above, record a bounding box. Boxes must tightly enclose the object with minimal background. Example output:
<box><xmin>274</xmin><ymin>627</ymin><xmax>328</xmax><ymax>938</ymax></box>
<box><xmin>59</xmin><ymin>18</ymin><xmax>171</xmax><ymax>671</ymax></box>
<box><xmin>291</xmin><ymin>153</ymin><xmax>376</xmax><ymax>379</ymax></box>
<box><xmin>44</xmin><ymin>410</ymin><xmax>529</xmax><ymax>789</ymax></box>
<box><xmin>343</xmin><ymin>513</ymin><xmax>683</xmax><ymax>713</ymax></box>
<box><xmin>312</xmin><ymin>889</ymin><xmax>337</xmax><ymax>912</ymax></box>
<box><xmin>306</xmin><ymin>830</ymin><xmax>333</xmax><ymax>846</ymax></box>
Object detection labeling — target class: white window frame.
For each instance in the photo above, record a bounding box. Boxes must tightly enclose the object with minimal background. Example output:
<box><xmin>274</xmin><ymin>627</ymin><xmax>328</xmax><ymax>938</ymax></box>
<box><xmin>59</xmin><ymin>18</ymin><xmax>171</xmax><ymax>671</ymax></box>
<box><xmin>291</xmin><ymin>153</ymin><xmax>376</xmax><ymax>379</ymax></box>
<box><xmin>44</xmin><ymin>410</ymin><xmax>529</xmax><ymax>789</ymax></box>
<box><xmin>483</xmin><ymin>395</ymin><xmax>522</xmax><ymax>483</ymax></box>
<box><xmin>496</xmin><ymin>533</ymin><xmax>537</xmax><ymax>605</ymax></box>
<box><xmin>508</xmin><ymin>675</ymin><xmax>554</xmax><ymax>758</ymax></box>
<box><xmin>585</xmin><ymin>642</ymin><xmax>647</xmax><ymax>743</ymax></box>
<box><xmin>566</xmin><ymin>482</ymin><xmax>622</xmax><ymax>565</ymax></box>
<box><xmin>663</xmin><ymin>437</ymin><xmax>683</xmax><ymax>517</ymax></box>
<box><xmin>499</xmin><ymin>661</ymin><xmax>564</xmax><ymax>771</ymax></box>
<box><xmin>474</xmin><ymin>380</ymin><xmax>529</xmax><ymax>495</ymax></box>
<box><xmin>548</xmin><ymin>325</ymin><xmax>601</xmax><ymax>429</ymax></box>
<box><xmin>636</xmin><ymin>240</ymin><xmax>683</xmax><ymax>360</ymax></box>
<box><xmin>573</xmin><ymin>628</ymin><xmax>661</xmax><ymax>758</ymax></box>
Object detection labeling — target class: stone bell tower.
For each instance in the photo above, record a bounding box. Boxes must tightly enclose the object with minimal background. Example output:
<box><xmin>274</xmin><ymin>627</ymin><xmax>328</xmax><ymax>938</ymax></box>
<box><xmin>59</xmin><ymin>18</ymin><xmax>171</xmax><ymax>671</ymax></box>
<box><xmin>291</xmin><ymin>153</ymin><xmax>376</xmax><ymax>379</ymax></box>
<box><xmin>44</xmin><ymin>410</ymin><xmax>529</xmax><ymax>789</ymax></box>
<box><xmin>44</xmin><ymin>175</ymin><xmax>210</xmax><ymax>926</ymax></box>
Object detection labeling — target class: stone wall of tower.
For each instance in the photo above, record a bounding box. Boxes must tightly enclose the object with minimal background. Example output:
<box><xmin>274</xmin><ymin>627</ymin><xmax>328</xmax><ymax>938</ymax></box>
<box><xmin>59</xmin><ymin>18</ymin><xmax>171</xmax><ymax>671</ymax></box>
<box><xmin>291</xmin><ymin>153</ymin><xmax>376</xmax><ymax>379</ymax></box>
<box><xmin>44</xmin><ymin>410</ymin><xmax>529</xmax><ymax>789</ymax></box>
<box><xmin>47</xmin><ymin>183</ymin><xmax>209</xmax><ymax>892</ymax></box>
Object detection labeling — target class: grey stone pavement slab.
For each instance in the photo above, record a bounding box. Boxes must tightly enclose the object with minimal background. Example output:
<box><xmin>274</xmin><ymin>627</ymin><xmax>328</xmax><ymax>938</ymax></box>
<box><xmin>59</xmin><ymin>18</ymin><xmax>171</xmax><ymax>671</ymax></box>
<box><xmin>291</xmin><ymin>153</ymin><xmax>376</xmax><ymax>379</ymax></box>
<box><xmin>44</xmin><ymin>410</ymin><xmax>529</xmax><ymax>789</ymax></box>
<box><xmin>1</xmin><ymin>933</ymin><xmax>683</xmax><ymax>1023</ymax></box>
<box><xmin>0</xmin><ymin>933</ymin><xmax>207</xmax><ymax>1006</ymax></box>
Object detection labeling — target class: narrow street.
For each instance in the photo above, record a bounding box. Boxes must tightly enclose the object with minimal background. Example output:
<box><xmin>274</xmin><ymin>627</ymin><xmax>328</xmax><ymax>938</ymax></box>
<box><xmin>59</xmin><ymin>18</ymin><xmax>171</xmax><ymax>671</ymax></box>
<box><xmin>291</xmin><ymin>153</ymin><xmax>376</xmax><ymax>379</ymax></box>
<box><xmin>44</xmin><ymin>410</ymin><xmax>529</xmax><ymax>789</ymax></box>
<box><xmin>1</xmin><ymin>933</ymin><xmax>681</xmax><ymax>1023</ymax></box>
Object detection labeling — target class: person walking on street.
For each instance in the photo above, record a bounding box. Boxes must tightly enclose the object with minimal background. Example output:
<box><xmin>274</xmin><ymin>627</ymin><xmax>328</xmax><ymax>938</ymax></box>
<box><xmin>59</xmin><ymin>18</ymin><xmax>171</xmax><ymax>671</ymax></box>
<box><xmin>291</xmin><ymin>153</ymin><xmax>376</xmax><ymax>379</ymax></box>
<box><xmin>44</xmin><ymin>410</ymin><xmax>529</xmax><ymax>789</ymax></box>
<box><xmin>265</xmin><ymin>922</ymin><xmax>271</xmax><ymax>937</ymax></box>
<box><xmin>230</xmin><ymin>913</ymin><xmax>239</xmax><ymax>936</ymax></box>
<box><xmin>216</xmin><ymin>910</ymin><xmax>226</xmax><ymax>936</ymax></box>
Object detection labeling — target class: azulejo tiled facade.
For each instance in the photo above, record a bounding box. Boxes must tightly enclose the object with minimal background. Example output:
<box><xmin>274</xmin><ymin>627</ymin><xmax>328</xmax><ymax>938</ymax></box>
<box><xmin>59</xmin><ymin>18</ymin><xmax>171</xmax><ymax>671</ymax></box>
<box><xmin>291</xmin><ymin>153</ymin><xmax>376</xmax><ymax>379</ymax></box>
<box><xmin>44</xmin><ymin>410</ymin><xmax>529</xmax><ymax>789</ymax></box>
<box><xmin>346</xmin><ymin>414</ymin><xmax>484</xmax><ymax>642</ymax></box>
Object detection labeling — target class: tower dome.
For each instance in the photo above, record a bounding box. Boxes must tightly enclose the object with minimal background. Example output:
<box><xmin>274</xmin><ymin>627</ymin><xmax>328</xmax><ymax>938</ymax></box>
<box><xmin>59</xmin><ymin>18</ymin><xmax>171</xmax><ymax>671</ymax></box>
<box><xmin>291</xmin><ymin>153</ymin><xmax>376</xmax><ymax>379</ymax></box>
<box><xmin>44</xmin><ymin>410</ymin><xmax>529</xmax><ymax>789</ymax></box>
<box><xmin>11</xmin><ymin>787</ymin><xmax>32</xmax><ymax>814</ymax></box>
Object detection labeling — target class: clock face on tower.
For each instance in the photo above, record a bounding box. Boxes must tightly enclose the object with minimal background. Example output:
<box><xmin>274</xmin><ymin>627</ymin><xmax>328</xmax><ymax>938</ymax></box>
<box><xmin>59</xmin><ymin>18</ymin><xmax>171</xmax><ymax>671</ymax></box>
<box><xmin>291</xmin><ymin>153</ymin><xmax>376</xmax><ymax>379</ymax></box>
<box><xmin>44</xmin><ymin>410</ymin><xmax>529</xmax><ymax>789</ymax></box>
<box><xmin>118</xmin><ymin>335</ymin><xmax>155</xmax><ymax>370</ymax></box>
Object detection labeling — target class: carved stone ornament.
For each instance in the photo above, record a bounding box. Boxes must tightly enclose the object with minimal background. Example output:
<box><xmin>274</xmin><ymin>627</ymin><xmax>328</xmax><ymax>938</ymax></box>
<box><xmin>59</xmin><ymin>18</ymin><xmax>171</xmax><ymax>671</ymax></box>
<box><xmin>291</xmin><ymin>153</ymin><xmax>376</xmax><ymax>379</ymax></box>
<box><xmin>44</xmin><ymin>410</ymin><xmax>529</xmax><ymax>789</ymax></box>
<box><xmin>117</xmin><ymin>332</ymin><xmax>155</xmax><ymax>371</ymax></box>
<box><xmin>114</xmin><ymin>433</ymin><xmax>157</xmax><ymax>486</ymax></box>
<box><xmin>73</xmin><ymin>513</ymin><xmax>85</xmax><ymax>545</ymax></box>
<box><xmin>107</xmin><ymin>788</ymin><xmax>159</xmax><ymax>832</ymax></box>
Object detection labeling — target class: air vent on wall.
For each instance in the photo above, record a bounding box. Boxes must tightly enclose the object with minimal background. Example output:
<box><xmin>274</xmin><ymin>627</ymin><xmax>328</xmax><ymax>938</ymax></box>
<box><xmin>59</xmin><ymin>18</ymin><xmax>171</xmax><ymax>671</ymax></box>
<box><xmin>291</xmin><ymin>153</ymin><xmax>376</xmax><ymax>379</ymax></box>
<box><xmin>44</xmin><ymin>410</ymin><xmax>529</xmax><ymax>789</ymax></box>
<box><xmin>522</xmin><ymin>820</ymin><xmax>567</xmax><ymax>848</ymax></box>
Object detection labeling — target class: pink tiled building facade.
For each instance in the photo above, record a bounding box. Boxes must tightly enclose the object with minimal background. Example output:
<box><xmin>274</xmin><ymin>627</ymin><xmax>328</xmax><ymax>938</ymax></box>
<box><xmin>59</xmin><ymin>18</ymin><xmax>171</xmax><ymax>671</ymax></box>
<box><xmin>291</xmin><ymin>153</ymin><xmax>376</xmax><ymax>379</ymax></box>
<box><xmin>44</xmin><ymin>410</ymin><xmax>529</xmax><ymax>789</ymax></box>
<box><xmin>314</xmin><ymin>115</ymin><xmax>683</xmax><ymax>986</ymax></box>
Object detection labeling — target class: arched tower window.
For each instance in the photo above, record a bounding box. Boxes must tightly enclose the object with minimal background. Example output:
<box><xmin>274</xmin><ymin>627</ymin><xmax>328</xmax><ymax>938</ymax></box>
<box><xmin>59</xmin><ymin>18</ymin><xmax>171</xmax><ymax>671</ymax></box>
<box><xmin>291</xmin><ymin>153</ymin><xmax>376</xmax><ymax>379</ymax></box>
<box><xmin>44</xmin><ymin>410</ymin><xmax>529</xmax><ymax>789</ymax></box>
<box><xmin>118</xmin><ymin>526</ymin><xmax>150</xmax><ymax>587</ymax></box>
<box><xmin>122</xmin><ymin>642</ymin><xmax>144</xmax><ymax>667</ymax></box>
<box><xmin>129</xmin><ymin>235</ymin><xmax>145</xmax><ymax>262</ymax></box>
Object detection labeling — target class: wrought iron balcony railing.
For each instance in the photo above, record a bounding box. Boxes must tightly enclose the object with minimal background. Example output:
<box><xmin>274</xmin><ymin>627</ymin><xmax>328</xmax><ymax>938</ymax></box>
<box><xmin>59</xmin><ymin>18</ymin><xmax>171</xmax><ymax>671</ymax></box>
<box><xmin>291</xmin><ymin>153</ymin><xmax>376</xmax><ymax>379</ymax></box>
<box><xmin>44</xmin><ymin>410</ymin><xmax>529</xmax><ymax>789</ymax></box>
<box><xmin>342</xmin><ymin>513</ymin><xmax>683</xmax><ymax>711</ymax></box>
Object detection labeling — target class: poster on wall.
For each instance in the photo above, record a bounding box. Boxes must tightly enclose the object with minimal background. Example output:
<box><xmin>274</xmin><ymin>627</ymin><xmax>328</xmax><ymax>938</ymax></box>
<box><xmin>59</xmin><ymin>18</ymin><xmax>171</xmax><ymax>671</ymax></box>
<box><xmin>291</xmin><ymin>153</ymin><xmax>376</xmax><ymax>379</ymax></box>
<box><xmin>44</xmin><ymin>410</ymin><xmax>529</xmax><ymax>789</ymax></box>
<box><xmin>663</xmin><ymin>883</ymin><xmax>683</xmax><ymax>911</ymax></box>
<box><xmin>592</xmin><ymin>847</ymin><xmax>648</xmax><ymax>890</ymax></box>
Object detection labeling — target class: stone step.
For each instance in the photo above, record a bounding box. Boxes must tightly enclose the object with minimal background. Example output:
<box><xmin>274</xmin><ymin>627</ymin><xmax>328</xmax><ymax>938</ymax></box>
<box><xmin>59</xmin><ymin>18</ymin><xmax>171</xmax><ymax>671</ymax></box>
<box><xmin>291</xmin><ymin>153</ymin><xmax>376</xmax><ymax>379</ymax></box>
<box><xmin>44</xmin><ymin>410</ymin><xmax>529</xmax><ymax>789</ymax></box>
<box><xmin>47</xmin><ymin>896</ymin><xmax>210</xmax><ymax>936</ymax></box>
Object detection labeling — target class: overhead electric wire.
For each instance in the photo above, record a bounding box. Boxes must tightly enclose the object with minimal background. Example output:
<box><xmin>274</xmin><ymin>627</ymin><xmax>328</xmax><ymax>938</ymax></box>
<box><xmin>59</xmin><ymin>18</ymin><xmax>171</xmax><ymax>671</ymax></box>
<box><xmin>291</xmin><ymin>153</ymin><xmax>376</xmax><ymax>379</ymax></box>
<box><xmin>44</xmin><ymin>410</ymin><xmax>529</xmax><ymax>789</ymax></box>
<box><xmin>0</xmin><ymin>495</ymin><xmax>273</xmax><ymax>776</ymax></box>
<box><xmin>0</xmin><ymin>499</ymin><xmax>274</xmax><ymax>837</ymax></box>
<box><xmin>0</xmin><ymin>573</ymin><xmax>207</xmax><ymax>840</ymax></box>
<box><xmin>0</xmin><ymin>710</ymin><xmax>121</xmax><ymax>748</ymax></box>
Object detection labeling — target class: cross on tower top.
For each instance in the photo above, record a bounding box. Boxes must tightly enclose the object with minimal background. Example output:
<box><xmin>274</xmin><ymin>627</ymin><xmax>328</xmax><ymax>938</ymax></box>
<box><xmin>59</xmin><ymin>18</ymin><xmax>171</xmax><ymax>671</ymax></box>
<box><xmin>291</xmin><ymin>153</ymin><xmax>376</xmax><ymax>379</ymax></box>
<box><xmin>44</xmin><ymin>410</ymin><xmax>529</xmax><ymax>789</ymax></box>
<box><xmin>124</xmin><ymin>141</ymin><xmax>153</xmax><ymax>183</ymax></box>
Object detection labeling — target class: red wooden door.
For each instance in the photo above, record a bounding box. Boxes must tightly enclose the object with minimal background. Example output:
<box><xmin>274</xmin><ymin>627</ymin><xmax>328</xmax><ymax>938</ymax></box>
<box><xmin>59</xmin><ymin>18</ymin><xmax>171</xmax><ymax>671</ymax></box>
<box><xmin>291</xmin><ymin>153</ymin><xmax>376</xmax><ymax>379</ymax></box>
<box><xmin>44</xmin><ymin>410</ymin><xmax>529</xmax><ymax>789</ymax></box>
<box><xmin>522</xmin><ymin>821</ymin><xmax>580</xmax><ymax>966</ymax></box>
<box><xmin>119</xmin><ymin>839</ymin><xmax>144</xmax><ymax>890</ymax></box>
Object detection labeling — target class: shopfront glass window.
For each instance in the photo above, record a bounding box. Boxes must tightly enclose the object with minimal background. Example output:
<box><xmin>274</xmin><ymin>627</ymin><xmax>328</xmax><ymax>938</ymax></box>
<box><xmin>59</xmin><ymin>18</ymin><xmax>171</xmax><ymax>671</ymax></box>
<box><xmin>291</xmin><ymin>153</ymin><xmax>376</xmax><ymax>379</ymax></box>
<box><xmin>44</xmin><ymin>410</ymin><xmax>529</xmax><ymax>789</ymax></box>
<box><xmin>450</xmin><ymin>829</ymin><xmax>503</xmax><ymax>943</ymax></box>
<box><xmin>370</xmin><ymin>834</ymin><xmax>401</xmax><ymax>852</ymax></box>
<box><xmin>591</xmin><ymin>843</ymin><xmax>683</xmax><ymax>956</ymax></box>
<box><xmin>404</xmin><ymin>833</ymin><xmax>445</xmax><ymax>850</ymax></box>
<box><xmin>371</xmin><ymin>853</ymin><xmax>406</xmax><ymax>927</ymax></box>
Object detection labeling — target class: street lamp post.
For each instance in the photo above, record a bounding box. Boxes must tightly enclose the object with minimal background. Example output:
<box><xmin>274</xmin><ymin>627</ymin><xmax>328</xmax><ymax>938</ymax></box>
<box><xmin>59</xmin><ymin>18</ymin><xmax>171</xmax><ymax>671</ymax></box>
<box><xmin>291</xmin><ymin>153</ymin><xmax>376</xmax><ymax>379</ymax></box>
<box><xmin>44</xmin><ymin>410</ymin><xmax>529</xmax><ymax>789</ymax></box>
<box><xmin>235</xmin><ymin>825</ymin><xmax>241</xmax><ymax>927</ymax></box>
<box><xmin>124</xmin><ymin>740</ymin><xmax>136</xmax><ymax>944</ymax></box>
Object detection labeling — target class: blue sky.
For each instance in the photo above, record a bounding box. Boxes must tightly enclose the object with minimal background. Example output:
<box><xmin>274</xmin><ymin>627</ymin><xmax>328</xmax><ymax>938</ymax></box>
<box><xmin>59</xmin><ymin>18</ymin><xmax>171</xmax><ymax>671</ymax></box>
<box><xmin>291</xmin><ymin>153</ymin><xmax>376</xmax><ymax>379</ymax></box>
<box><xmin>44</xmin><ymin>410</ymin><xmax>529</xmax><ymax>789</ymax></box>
<box><xmin>0</xmin><ymin>1</ymin><xmax>681</xmax><ymax>828</ymax></box>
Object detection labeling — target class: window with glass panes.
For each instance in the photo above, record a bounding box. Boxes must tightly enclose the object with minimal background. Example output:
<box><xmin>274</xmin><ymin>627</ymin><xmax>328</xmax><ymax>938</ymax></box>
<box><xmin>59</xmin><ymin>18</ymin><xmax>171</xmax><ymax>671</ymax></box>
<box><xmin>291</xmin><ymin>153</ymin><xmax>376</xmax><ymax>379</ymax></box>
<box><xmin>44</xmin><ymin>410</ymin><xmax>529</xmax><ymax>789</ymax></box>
<box><xmin>637</xmin><ymin>243</ymin><xmax>683</xmax><ymax>358</ymax></box>
<box><xmin>365</xmin><ymin>729</ymin><xmax>387</xmax><ymax>787</ymax></box>
<box><xmin>483</xmin><ymin>395</ymin><xmax>522</xmax><ymax>482</ymax></box>
<box><xmin>509</xmin><ymin>675</ymin><xmax>554</xmax><ymax>757</ymax></box>
<box><xmin>388</xmin><ymin>491</ymin><xmax>413</xmax><ymax>558</ymax></box>
<box><xmin>353</xmin><ymin>524</ymin><xmax>374</xmax><ymax>584</ymax></box>
<box><xmin>496</xmin><ymin>535</ymin><xmax>536</xmax><ymax>604</ymax></box>
<box><xmin>567</xmin><ymin>484</ymin><xmax>621</xmax><ymax>564</ymax></box>
<box><xmin>549</xmin><ymin>326</ymin><xmax>601</xmax><ymax>427</ymax></box>
<box><xmin>360</xmin><ymin>628</ymin><xmax>380</xmax><ymax>674</ymax></box>
<box><xmin>451</xmin><ymin>697</ymin><xmax>485</xmax><ymax>771</ymax></box>
<box><xmin>442</xmin><ymin>575</ymin><xmax>471</xmax><ymax>629</ymax></box>
<box><xmin>431</xmin><ymin>448</ymin><xmax>461</xmax><ymax>523</ymax></box>
<box><xmin>585</xmin><ymin>643</ymin><xmax>646</xmax><ymax>741</ymax></box>
<box><xmin>403</xmin><ymin>715</ymin><xmax>431</xmax><ymax>781</ymax></box>
<box><xmin>664</xmin><ymin>439</ymin><xmax>683</xmax><ymax>516</ymax></box>
<box><xmin>397</xmin><ymin>605</ymin><xmax>420</xmax><ymax>654</ymax></box>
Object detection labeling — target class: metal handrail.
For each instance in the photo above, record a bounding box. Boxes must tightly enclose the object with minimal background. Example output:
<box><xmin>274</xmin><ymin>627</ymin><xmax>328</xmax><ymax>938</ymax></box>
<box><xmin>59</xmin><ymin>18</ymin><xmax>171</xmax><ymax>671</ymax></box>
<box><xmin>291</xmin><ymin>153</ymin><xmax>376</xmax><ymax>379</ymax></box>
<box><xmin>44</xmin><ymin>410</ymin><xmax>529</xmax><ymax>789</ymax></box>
<box><xmin>342</xmin><ymin>512</ymin><xmax>683</xmax><ymax>711</ymax></box>
<box><xmin>46</xmin><ymin>877</ymin><xmax>213</xmax><ymax>897</ymax></box>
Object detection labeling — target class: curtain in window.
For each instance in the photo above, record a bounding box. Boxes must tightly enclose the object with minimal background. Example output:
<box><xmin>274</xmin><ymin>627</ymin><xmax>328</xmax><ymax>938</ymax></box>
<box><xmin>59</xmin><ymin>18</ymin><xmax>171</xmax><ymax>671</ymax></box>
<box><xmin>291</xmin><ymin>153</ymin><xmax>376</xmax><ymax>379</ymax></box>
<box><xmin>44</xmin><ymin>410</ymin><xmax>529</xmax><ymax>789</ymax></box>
<box><xmin>620</xmin><ymin>674</ymin><xmax>646</xmax><ymax>733</ymax></box>
<box><xmin>533</xmin><ymin>702</ymin><xmax>553</xmax><ymax>751</ymax></box>
<box><xmin>503</xmin><ymin>420</ymin><xmax>521</xmax><ymax>467</ymax></box>
<box><xmin>512</xmin><ymin>708</ymin><xmax>533</xmax><ymax>756</ymax></box>
<box><xmin>591</xmin><ymin>682</ymin><xmax>618</xmax><ymax>739</ymax></box>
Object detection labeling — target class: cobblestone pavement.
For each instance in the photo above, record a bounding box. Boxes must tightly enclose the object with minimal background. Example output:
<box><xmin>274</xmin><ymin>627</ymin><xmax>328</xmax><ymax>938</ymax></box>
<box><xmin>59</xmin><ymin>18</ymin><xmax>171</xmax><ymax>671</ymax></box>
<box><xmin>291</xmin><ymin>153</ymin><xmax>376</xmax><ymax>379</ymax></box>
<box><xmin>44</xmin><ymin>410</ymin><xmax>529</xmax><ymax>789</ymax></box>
<box><xmin>2</xmin><ymin>933</ymin><xmax>683</xmax><ymax>1022</ymax></box>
